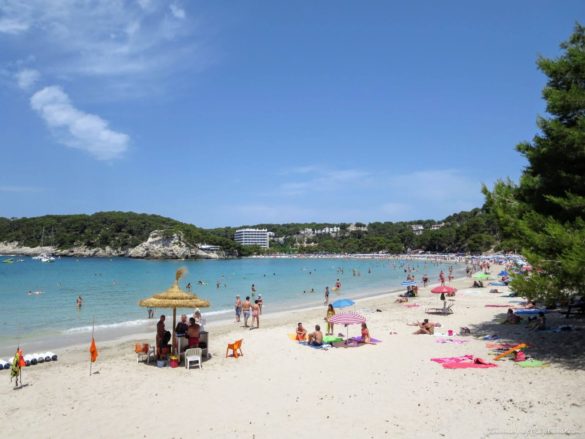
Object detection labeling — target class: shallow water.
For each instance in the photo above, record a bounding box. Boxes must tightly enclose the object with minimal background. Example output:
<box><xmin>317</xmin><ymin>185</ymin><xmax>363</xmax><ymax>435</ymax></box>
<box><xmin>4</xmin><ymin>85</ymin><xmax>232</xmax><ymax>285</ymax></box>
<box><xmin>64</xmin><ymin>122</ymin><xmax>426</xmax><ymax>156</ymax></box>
<box><xmin>0</xmin><ymin>256</ymin><xmax>462</xmax><ymax>350</ymax></box>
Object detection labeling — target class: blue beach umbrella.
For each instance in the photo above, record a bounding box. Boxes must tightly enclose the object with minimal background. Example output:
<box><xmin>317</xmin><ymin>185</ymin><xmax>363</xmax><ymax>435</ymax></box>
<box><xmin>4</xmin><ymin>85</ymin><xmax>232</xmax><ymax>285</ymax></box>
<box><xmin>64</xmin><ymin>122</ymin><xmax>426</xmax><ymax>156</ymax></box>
<box><xmin>401</xmin><ymin>281</ymin><xmax>417</xmax><ymax>287</ymax></box>
<box><xmin>332</xmin><ymin>299</ymin><xmax>355</xmax><ymax>308</ymax></box>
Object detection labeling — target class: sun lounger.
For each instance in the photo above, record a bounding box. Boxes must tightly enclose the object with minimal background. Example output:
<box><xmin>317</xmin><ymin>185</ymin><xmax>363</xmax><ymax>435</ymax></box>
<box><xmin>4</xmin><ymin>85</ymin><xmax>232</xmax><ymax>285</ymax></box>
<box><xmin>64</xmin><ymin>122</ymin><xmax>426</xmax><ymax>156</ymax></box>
<box><xmin>425</xmin><ymin>304</ymin><xmax>454</xmax><ymax>315</ymax></box>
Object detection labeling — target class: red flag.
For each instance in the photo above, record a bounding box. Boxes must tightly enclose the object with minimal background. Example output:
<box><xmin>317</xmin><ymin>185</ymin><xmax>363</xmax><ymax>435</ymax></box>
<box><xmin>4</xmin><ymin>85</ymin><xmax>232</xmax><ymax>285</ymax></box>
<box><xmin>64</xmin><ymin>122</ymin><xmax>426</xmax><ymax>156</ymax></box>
<box><xmin>18</xmin><ymin>349</ymin><xmax>25</xmax><ymax>367</ymax></box>
<box><xmin>90</xmin><ymin>337</ymin><xmax>99</xmax><ymax>363</ymax></box>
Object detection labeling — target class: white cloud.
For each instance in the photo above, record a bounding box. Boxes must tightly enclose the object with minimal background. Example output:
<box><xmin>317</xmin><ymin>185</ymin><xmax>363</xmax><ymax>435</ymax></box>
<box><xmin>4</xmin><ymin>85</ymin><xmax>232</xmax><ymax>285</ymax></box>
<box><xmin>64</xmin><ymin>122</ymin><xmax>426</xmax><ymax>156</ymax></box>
<box><xmin>169</xmin><ymin>4</ymin><xmax>186</xmax><ymax>19</ymax></box>
<box><xmin>0</xmin><ymin>17</ymin><xmax>29</xmax><ymax>34</ymax></box>
<box><xmin>278</xmin><ymin>166</ymin><xmax>371</xmax><ymax>196</ymax></box>
<box><xmin>30</xmin><ymin>86</ymin><xmax>130</xmax><ymax>160</ymax></box>
<box><xmin>0</xmin><ymin>0</ymin><xmax>198</xmax><ymax>81</ymax></box>
<box><xmin>15</xmin><ymin>68</ymin><xmax>40</xmax><ymax>90</ymax></box>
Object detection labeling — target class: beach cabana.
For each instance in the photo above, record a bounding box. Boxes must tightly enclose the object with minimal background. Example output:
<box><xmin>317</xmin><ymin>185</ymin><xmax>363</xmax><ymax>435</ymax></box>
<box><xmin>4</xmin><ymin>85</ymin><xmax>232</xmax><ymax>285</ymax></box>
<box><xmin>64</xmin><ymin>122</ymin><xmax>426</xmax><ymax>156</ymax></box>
<box><xmin>139</xmin><ymin>268</ymin><xmax>209</xmax><ymax>354</ymax></box>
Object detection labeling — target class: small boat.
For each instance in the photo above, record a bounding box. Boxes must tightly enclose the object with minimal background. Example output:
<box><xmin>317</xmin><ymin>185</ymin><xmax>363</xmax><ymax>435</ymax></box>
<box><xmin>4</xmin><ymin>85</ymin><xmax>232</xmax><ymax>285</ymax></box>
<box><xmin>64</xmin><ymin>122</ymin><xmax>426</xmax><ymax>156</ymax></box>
<box><xmin>2</xmin><ymin>258</ymin><xmax>14</xmax><ymax>264</ymax></box>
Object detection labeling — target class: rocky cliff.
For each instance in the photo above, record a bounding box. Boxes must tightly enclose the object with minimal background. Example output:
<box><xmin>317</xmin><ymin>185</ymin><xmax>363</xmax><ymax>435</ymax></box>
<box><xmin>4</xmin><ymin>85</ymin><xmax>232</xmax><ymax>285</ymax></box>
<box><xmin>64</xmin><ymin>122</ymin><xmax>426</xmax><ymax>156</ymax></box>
<box><xmin>0</xmin><ymin>231</ymin><xmax>225</xmax><ymax>259</ymax></box>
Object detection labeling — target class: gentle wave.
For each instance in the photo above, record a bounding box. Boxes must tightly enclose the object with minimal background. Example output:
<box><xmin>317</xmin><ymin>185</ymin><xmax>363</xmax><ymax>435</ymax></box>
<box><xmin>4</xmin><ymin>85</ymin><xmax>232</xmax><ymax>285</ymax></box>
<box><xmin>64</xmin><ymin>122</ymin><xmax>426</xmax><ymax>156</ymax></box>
<box><xmin>64</xmin><ymin>319</ymin><xmax>151</xmax><ymax>334</ymax></box>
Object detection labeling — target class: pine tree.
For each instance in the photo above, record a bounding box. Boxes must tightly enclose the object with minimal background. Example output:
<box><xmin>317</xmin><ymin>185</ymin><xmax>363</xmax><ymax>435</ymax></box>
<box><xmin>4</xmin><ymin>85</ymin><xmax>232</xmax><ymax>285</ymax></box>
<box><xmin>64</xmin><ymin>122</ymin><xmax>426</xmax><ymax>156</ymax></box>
<box><xmin>485</xmin><ymin>23</ymin><xmax>585</xmax><ymax>304</ymax></box>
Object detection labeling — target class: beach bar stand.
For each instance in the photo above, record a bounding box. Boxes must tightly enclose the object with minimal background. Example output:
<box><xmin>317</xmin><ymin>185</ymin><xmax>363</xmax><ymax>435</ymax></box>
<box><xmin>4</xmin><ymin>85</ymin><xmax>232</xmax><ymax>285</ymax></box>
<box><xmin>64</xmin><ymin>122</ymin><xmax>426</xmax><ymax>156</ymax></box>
<box><xmin>139</xmin><ymin>269</ymin><xmax>210</xmax><ymax>356</ymax></box>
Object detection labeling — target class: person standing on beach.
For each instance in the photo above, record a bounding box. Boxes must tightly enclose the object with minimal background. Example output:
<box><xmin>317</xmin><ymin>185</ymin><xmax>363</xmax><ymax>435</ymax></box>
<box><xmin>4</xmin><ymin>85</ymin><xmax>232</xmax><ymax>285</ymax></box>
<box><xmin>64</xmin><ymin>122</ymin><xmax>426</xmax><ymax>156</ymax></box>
<box><xmin>439</xmin><ymin>271</ymin><xmax>445</xmax><ymax>286</ymax></box>
<box><xmin>235</xmin><ymin>295</ymin><xmax>242</xmax><ymax>322</ymax></box>
<box><xmin>326</xmin><ymin>304</ymin><xmax>335</xmax><ymax>335</ymax></box>
<box><xmin>324</xmin><ymin>286</ymin><xmax>330</xmax><ymax>305</ymax></box>
<box><xmin>257</xmin><ymin>294</ymin><xmax>263</xmax><ymax>314</ymax></box>
<box><xmin>251</xmin><ymin>300</ymin><xmax>260</xmax><ymax>329</ymax></box>
<box><xmin>156</xmin><ymin>315</ymin><xmax>166</xmax><ymax>358</ymax></box>
<box><xmin>242</xmin><ymin>296</ymin><xmax>252</xmax><ymax>327</ymax></box>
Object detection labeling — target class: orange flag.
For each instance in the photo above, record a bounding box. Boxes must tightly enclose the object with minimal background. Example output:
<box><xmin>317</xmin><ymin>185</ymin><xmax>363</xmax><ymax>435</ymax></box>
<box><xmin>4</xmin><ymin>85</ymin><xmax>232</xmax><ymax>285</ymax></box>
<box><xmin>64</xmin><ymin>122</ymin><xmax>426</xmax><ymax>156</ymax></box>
<box><xmin>90</xmin><ymin>337</ymin><xmax>99</xmax><ymax>363</ymax></box>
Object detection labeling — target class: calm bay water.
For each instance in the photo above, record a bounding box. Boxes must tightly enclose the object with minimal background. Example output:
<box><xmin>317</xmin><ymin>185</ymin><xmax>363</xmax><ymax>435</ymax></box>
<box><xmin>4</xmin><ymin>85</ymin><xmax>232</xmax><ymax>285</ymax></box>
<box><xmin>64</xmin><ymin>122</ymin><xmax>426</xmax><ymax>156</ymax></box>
<box><xmin>0</xmin><ymin>256</ymin><xmax>462</xmax><ymax>350</ymax></box>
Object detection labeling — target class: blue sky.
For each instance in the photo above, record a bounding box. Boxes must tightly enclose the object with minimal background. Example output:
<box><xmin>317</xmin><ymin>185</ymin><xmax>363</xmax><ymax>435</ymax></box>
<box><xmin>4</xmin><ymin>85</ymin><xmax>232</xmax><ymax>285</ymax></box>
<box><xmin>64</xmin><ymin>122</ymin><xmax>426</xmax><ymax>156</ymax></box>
<box><xmin>0</xmin><ymin>1</ymin><xmax>582</xmax><ymax>227</ymax></box>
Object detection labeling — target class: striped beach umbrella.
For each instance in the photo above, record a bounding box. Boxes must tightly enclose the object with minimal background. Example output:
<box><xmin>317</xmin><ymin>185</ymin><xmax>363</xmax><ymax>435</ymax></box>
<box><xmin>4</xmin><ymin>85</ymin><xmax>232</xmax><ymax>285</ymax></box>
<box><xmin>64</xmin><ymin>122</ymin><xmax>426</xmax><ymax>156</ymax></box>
<box><xmin>328</xmin><ymin>312</ymin><xmax>366</xmax><ymax>341</ymax></box>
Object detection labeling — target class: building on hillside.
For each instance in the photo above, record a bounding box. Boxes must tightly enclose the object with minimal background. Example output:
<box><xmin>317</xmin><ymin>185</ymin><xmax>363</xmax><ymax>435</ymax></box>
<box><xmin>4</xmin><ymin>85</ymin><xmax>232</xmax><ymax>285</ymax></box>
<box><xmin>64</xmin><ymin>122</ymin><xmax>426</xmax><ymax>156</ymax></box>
<box><xmin>314</xmin><ymin>226</ymin><xmax>340</xmax><ymax>236</ymax></box>
<box><xmin>411</xmin><ymin>224</ymin><xmax>424</xmax><ymax>235</ymax></box>
<box><xmin>430</xmin><ymin>223</ymin><xmax>446</xmax><ymax>231</ymax></box>
<box><xmin>234</xmin><ymin>228</ymin><xmax>269</xmax><ymax>248</ymax></box>
<box><xmin>348</xmin><ymin>223</ymin><xmax>368</xmax><ymax>232</ymax></box>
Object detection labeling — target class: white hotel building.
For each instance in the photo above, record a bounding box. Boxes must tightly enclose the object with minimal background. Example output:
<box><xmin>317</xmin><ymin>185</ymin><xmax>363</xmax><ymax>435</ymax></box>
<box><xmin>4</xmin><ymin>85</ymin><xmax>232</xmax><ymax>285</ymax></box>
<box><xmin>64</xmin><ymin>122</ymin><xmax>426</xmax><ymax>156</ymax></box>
<box><xmin>234</xmin><ymin>228</ymin><xmax>270</xmax><ymax>249</ymax></box>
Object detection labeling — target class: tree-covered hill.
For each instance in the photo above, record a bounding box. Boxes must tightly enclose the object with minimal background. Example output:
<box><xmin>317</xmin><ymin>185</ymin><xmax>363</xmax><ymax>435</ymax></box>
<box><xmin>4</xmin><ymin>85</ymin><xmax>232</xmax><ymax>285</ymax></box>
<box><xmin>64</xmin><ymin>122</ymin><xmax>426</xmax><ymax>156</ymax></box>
<box><xmin>208</xmin><ymin>206</ymin><xmax>500</xmax><ymax>255</ymax></box>
<box><xmin>0</xmin><ymin>212</ymin><xmax>239</xmax><ymax>252</ymax></box>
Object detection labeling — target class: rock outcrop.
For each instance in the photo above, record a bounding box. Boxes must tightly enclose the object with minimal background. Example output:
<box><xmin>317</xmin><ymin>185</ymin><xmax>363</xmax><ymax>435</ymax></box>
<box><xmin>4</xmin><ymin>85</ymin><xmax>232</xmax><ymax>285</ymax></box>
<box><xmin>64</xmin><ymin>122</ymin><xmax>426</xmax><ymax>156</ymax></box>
<box><xmin>0</xmin><ymin>231</ymin><xmax>225</xmax><ymax>260</ymax></box>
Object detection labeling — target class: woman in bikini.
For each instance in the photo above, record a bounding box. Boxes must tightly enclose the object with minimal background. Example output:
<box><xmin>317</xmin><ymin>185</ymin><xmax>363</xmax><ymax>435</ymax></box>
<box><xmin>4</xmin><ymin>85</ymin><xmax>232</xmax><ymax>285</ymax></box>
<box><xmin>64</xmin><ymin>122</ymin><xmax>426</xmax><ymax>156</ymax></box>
<box><xmin>326</xmin><ymin>304</ymin><xmax>335</xmax><ymax>335</ymax></box>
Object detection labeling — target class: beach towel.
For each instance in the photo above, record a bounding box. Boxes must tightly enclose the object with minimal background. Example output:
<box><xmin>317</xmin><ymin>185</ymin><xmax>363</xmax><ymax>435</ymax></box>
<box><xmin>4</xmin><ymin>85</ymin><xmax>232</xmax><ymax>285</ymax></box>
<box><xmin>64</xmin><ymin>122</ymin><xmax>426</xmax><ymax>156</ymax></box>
<box><xmin>489</xmin><ymin>282</ymin><xmax>507</xmax><ymax>286</ymax></box>
<box><xmin>515</xmin><ymin>359</ymin><xmax>546</xmax><ymax>368</ymax></box>
<box><xmin>442</xmin><ymin>358</ymin><xmax>498</xmax><ymax>369</ymax></box>
<box><xmin>404</xmin><ymin>303</ymin><xmax>420</xmax><ymax>308</ymax></box>
<box><xmin>323</xmin><ymin>335</ymin><xmax>344</xmax><ymax>344</ymax></box>
<box><xmin>349</xmin><ymin>336</ymin><xmax>382</xmax><ymax>344</ymax></box>
<box><xmin>485</xmin><ymin>304</ymin><xmax>510</xmax><ymax>308</ymax></box>
<box><xmin>486</xmin><ymin>342</ymin><xmax>517</xmax><ymax>350</ymax></box>
<box><xmin>299</xmin><ymin>342</ymin><xmax>331</xmax><ymax>350</ymax></box>
<box><xmin>482</xmin><ymin>335</ymin><xmax>500</xmax><ymax>340</ymax></box>
<box><xmin>435</xmin><ymin>338</ymin><xmax>468</xmax><ymax>344</ymax></box>
<box><xmin>431</xmin><ymin>355</ymin><xmax>474</xmax><ymax>364</ymax></box>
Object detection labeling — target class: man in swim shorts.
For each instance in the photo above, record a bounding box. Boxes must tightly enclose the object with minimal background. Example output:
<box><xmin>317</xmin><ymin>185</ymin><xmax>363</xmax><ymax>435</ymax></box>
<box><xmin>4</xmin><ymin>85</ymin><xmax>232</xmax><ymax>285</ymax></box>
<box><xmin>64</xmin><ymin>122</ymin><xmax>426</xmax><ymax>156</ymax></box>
<box><xmin>242</xmin><ymin>296</ymin><xmax>251</xmax><ymax>327</ymax></box>
<box><xmin>308</xmin><ymin>325</ymin><xmax>323</xmax><ymax>346</ymax></box>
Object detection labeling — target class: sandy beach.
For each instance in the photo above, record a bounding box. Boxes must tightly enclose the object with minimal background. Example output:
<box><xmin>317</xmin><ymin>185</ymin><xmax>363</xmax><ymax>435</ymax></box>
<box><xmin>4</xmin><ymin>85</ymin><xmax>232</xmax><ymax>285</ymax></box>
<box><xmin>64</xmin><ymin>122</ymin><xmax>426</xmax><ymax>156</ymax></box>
<box><xmin>2</xmin><ymin>267</ymin><xmax>584</xmax><ymax>439</ymax></box>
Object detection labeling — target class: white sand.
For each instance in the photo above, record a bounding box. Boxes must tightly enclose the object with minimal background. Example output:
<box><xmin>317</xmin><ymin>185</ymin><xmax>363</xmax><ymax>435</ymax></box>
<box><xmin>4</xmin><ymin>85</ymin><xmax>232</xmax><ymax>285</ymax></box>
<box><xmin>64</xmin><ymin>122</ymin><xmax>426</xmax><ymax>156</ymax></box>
<box><xmin>1</xmin><ymin>268</ymin><xmax>584</xmax><ymax>438</ymax></box>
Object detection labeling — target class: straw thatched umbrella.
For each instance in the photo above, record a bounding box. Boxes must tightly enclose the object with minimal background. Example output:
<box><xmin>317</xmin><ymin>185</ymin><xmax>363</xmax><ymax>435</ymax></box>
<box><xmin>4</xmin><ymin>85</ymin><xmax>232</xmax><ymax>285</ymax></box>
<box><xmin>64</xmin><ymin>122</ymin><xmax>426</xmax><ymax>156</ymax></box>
<box><xmin>139</xmin><ymin>268</ymin><xmax>210</xmax><ymax>354</ymax></box>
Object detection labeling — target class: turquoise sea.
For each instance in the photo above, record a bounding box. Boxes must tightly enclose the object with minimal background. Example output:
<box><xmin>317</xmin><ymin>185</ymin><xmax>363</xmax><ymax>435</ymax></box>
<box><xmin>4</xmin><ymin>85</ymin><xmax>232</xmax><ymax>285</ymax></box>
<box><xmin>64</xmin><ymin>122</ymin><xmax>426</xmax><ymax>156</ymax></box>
<box><xmin>0</xmin><ymin>256</ymin><xmax>463</xmax><ymax>354</ymax></box>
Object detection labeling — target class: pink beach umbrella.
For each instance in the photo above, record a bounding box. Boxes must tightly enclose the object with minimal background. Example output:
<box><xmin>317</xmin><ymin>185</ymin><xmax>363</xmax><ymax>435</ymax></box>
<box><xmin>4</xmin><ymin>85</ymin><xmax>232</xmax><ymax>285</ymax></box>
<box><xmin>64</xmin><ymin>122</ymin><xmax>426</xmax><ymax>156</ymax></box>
<box><xmin>328</xmin><ymin>312</ymin><xmax>366</xmax><ymax>341</ymax></box>
<box><xmin>431</xmin><ymin>286</ymin><xmax>457</xmax><ymax>294</ymax></box>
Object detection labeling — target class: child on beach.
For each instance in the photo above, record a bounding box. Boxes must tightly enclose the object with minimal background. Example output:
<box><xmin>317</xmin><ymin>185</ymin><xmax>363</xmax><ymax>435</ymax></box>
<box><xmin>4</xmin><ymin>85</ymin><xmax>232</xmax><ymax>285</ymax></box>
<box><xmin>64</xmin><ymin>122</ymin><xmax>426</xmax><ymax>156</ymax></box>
<box><xmin>296</xmin><ymin>322</ymin><xmax>307</xmax><ymax>341</ymax></box>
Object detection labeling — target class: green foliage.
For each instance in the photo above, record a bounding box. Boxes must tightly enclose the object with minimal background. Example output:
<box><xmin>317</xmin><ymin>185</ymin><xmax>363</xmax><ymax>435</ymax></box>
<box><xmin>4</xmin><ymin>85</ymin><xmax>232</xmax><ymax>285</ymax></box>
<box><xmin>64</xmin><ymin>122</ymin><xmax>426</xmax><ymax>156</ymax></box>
<box><xmin>484</xmin><ymin>23</ymin><xmax>585</xmax><ymax>302</ymax></box>
<box><xmin>0</xmin><ymin>211</ymin><xmax>240</xmax><ymax>255</ymax></box>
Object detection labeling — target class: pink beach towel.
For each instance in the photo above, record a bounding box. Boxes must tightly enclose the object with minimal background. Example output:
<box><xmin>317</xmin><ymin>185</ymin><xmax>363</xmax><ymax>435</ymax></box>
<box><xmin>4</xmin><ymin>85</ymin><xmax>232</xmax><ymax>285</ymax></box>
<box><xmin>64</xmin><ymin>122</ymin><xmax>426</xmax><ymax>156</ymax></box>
<box><xmin>404</xmin><ymin>303</ymin><xmax>420</xmax><ymax>308</ymax></box>
<box><xmin>442</xmin><ymin>358</ymin><xmax>497</xmax><ymax>369</ymax></box>
<box><xmin>430</xmin><ymin>355</ymin><xmax>474</xmax><ymax>364</ymax></box>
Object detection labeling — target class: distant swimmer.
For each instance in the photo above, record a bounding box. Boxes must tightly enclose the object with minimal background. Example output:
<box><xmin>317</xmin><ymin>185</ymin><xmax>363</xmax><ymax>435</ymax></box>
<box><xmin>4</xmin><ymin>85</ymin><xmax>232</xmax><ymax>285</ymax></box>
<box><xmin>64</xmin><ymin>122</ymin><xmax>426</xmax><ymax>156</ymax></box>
<box><xmin>335</xmin><ymin>279</ymin><xmax>342</xmax><ymax>289</ymax></box>
<box><xmin>76</xmin><ymin>295</ymin><xmax>83</xmax><ymax>309</ymax></box>
<box><xmin>27</xmin><ymin>290</ymin><xmax>43</xmax><ymax>296</ymax></box>
<box><xmin>186</xmin><ymin>282</ymin><xmax>192</xmax><ymax>291</ymax></box>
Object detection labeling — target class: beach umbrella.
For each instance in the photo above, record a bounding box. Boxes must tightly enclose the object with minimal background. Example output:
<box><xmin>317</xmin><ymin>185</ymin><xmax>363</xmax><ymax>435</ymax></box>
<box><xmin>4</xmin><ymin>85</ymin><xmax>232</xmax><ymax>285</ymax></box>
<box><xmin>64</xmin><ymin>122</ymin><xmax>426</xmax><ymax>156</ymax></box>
<box><xmin>328</xmin><ymin>312</ymin><xmax>366</xmax><ymax>340</ymax></box>
<box><xmin>431</xmin><ymin>286</ymin><xmax>457</xmax><ymax>294</ymax></box>
<box><xmin>498</xmin><ymin>270</ymin><xmax>509</xmax><ymax>277</ymax></box>
<box><xmin>401</xmin><ymin>280</ymin><xmax>417</xmax><ymax>287</ymax></box>
<box><xmin>139</xmin><ymin>268</ymin><xmax>210</xmax><ymax>354</ymax></box>
<box><xmin>473</xmin><ymin>272</ymin><xmax>490</xmax><ymax>279</ymax></box>
<box><xmin>332</xmin><ymin>298</ymin><xmax>355</xmax><ymax>308</ymax></box>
